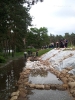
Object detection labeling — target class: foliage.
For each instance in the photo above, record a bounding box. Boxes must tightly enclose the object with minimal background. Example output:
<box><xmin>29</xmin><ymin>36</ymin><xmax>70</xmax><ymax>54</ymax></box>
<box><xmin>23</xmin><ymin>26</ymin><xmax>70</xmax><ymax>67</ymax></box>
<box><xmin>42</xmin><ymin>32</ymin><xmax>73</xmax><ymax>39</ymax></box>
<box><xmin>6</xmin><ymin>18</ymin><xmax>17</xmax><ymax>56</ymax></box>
<box><xmin>0</xmin><ymin>0</ymin><xmax>32</xmax><ymax>57</ymax></box>
<box><xmin>26</xmin><ymin>48</ymin><xmax>37</xmax><ymax>52</ymax></box>
<box><xmin>26</xmin><ymin>0</ymin><xmax>44</xmax><ymax>6</ymax></box>
<box><xmin>49</xmin><ymin>33</ymin><xmax>75</xmax><ymax>47</ymax></box>
<box><xmin>0</xmin><ymin>56</ymin><xmax>6</xmax><ymax>63</ymax></box>
<box><xmin>26</xmin><ymin>27</ymin><xmax>49</xmax><ymax>48</ymax></box>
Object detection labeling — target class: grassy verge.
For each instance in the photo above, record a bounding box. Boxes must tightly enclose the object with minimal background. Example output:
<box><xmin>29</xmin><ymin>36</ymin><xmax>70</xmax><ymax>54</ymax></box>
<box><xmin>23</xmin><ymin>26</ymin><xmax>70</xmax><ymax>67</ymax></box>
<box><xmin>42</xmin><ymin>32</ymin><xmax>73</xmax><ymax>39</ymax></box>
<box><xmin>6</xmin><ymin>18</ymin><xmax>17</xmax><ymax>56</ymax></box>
<box><xmin>0</xmin><ymin>48</ymin><xmax>52</xmax><ymax>67</ymax></box>
<box><xmin>0</xmin><ymin>52</ymin><xmax>24</xmax><ymax>67</ymax></box>
<box><xmin>38</xmin><ymin>48</ymin><xmax>52</xmax><ymax>56</ymax></box>
<box><xmin>25</xmin><ymin>48</ymin><xmax>52</xmax><ymax>56</ymax></box>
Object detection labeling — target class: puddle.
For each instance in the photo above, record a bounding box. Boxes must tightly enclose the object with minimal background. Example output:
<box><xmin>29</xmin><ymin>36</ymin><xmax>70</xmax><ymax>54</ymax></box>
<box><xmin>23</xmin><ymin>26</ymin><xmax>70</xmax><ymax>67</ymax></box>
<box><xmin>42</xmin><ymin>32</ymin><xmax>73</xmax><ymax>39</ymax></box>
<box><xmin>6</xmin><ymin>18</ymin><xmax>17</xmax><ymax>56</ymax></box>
<box><xmin>29</xmin><ymin>70</ymin><xmax>62</xmax><ymax>84</ymax></box>
<box><xmin>28</xmin><ymin>89</ymin><xmax>73</xmax><ymax>100</ymax></box>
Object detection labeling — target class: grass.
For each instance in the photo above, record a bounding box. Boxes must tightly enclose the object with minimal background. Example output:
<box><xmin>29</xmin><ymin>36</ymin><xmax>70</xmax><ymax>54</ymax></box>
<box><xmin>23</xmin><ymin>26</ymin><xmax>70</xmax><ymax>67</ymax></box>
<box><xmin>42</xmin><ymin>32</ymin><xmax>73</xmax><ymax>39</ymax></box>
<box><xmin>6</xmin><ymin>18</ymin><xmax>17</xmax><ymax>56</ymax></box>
<box><xmin>38</xmin><ymin>48</ymin><xmax>52</xmax><ymax>56</ymax></box>
<box><xmin>25</xmin><ymin>48</ymin><xmax>52</xmax><ymax>57</ymax></box>
<box><xmin>0</xmin><ymin>52</ymin><xmax>24</xmax><ymax>67</ymax></box>
<box><xmin>26</xmin><ymin>48</ymin><xmax>37</xmax><ymax>52</ymax></box>
<box><xmin>0</xmin><ymin>48</ymin><xmax>52</xmax><ymax>67</ymax></box>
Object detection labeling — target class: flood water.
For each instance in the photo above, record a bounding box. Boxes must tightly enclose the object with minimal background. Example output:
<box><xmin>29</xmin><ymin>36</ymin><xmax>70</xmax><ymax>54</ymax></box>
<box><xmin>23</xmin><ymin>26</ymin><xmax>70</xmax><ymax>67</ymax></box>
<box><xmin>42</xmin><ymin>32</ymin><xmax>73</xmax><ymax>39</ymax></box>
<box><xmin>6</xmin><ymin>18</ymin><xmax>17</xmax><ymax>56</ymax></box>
<box><xmin>29</xmin><ymin>69</ymin><xmax>62</xmax><ymax>84</ymax></box>
<box><xmin>28</xmin><ymin>89</ymin><xmax>73</xmax><ymax>100</ymax></box>
<box><xmin>0</xmin><ymin>57</ymin><xmax>25</xmax><ymax>100</ymax></box>
<box><xmin>28</xmin><ymin>69</ymin><xmax>73</xmax><ymax>100</ymax></box>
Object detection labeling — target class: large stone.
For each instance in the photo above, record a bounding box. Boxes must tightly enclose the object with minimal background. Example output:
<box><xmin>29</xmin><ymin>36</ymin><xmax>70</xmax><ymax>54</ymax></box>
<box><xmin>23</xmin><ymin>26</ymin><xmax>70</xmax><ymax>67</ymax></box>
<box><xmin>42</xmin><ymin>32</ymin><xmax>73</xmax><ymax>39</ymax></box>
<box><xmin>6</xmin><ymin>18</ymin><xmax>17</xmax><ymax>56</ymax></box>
<box><xmin>68</xmin><ymin>82</ymin><xmax>75</xmax><ymax>89</ymax></box>
<box><xmin>67</xmin><ymin>77</ymin><xmax>74</xmax><ymax>82</ymax></box>
<box><xmin>61</xmin><ymin>69</ymin><xmax>68</xmax><ymax>74</ymax></box>
<box><xmin>19</xmin><ymin>91</ymin><xmax>27</xmax><ymax>97</ymax></box>
<box><xmin>17</xmin><ymin>97</ymin><xmax>27</xmax><ymax>100</ymax></box>
<box><xmin>18</xmin><ymin>84</ymin><xmax>24</xmax><ymax>88</ymax></box>
<box><xmin>62</xmin><ymin>84</ymin><xmax>69</xmax><ymax>89</ymax></box>
<box><xmin>65</xmin><ymin>67</ymin><xmax>73</xmax><ymax>71</ymax></box>
<box><xmin>35</xmin><ymin>84</ymin><xmax>44</xmax><ymax>89</ymax></box>
<box><xmin>29</xmin><ymin>84</ymin><xmax>35</xmax><ymax>88</ymax></box>
<box><xmin>66</xmin><ymin>74</ymin><xmax>70</xmax><ymax>78</ymax></box>
<box><xmin>56</xmin><ymin>85</ymin><xmax>66</xmax><ymax>90</ymax></box>
<box><xmin>44</xmin><ymin>84</ymin><xmax>50</xmax><ymax>90</ymax></box>
<box><xmin>25</xmin><ymin>70</ymin><xmax>31</xmax><ymax>74</ymax></box>
<box><xmin>11</xmin><ymin>91</ymin><xmax>19</xmax><ymax>97</ymax></box>
<box><xmin>17</xmin><ymin>79</ymin><xmax>23</xmax><ymax>84</ymax></box>
<box><xmin>24</xmin><ymin>82</ymin><xmax>30</xmax><ymax>86</ymax></box>
<box><xmin>23</xmin><ymin>78</ymin><xmax>28</xmax><ymax>83</ymax></box>
<box><xmin>59</xmin><ymin>74</ymin><xmax>65</xmax><ymax>79</ymax></box>
<box><xmin>50</xmin><ymin>84</ymin><xmax>56</xmax><ymax>90</ymax></box>
<box><xmin>61</xmin><ymin>77</ymin><xmax>68</xmax><ymax>84</ymax></box>
<box><xmin>71</xmin><ymin>76</ymin><xmax>75</xmax><ymax>80</ymax></box>
<box><xmin>56</xmin><ymin>73</ymin><xmax>60</xmax><ymax>78</ymax></box>
<box><xmin>70</xmin><ymin>89</ymin><xmax>75</xmax><ymax>94</ymax></box>
<box><xmin>10</xmin><ymin>96</ymin><xmax>18</xmax><ymax>100</ymax></box>
<box><xmin>19</xmin><ymin>88</ymin><xmax>28</xmax><ymax>94</ymax></box>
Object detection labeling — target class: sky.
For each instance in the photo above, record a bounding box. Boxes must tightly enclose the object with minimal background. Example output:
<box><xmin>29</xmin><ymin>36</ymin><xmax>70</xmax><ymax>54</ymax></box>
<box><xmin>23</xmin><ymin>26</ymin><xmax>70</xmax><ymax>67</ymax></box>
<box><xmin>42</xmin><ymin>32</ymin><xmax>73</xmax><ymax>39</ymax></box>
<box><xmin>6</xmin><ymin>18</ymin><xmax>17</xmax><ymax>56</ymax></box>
<box><xmin>29</xmin><ymin>0</ymin><xmax>75</xmax><ymax>36</ymax></box>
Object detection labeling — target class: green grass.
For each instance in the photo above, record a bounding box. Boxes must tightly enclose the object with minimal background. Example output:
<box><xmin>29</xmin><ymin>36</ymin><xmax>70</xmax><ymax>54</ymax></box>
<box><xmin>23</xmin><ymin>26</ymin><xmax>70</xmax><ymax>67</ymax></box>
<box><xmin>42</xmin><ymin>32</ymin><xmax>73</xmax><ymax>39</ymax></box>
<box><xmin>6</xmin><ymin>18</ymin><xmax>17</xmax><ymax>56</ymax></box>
<box><xmin>0</xmin><ymin>48</ymin><xmax>52</xmax><ymax>67</ymax></box>
<box><xmin>25</xmin><ymin>48</ymin><xmax>52</xmax><ymax>57</ymax></box>
<box><xmin>0</xmin><ymin>52</ymin><xmax>24</xmax><ymax>67</ymax></box>
<box><xmin>38</xmin><ymin>48</ymin><xmax>52</xmax><ymax>56</ymax></box>
<box><xmin>26</xmin><ymin>48</ymin><xmax>37</xmax><ymax>52</ymax></box>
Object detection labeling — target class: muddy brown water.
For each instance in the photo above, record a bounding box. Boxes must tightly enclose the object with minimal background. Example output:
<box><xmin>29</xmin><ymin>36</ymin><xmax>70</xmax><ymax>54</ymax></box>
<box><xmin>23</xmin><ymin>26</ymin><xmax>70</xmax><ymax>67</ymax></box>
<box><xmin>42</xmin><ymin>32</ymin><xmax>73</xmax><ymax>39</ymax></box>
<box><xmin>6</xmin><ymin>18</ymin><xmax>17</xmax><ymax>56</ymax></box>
<box><xmin>0</xmin><ymin>58</ymin><xmax>25</xmax><ymax>100</ymax></box>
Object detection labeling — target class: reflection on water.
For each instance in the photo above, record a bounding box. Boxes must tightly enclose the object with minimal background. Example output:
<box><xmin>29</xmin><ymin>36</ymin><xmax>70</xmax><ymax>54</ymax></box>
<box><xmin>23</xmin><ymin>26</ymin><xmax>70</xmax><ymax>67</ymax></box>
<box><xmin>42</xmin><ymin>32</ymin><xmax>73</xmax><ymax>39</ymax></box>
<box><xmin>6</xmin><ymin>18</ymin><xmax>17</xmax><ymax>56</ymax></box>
<box><xmin>0</xmin><ymin>58</ymin><xmax>25</xmax><ymax>100</ymax></box>
<box><xmin>28</xmin><ymin>89</ymin><xmax>73</xmax><ymax>100</ymax></box>
<box><xmin>29</xmin><ymin>69</ymin><xmax>62</xmax><ymax>84</ymax></box>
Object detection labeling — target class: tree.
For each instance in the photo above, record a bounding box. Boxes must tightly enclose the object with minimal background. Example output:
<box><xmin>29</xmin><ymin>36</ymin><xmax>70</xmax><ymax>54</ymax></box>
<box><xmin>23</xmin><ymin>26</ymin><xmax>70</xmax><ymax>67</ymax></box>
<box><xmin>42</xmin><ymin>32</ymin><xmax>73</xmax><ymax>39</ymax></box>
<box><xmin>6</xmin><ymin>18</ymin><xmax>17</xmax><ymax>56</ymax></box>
<box><xmin>26</xmin><ymin>0</ymin><xmax>44</xmax><ymax>5</ymax></box>
<box><xmin>0</xmin><ymin>0</ymin><xmax>32</xmax><ymax>57</ymax></box>
<box><xmin>26</xmin><ymin>27</ymin><xmax>49</xmax><ymax>48</ymax></box>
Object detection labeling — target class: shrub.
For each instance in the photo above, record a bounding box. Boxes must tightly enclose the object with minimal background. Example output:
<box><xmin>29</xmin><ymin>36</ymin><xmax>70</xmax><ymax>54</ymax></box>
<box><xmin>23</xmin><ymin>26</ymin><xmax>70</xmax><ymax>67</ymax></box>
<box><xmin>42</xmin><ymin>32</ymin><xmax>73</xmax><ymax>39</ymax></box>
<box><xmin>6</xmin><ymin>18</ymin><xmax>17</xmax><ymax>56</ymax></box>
<box><xmin>0</xmin><ymin>56</ymin><xmax>6</xmax><ymax>63</ymax></box>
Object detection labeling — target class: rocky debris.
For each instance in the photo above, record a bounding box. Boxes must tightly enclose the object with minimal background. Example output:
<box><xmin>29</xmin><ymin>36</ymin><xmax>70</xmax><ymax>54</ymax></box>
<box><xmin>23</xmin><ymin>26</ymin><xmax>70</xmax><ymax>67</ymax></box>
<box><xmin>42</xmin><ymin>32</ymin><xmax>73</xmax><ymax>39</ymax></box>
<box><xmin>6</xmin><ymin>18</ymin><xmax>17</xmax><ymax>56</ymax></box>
<box><xmin>10</xmin><ymin>91</ymin><xmax>19</xmax><ymax>100</ymax></box>
<box><xmin>10</xmin><ymin>96</ymin><xmax>18</xmax><ymax>100</ymax></box>
<box><xmin>39</xmin><ymin>59</ymin><xmax>51</xmax><ymax>67</ymax></box>
<box><xmin>27</xmin><ymin>56</ymin><xmax>40</xmax><ymax>61</ymax></box>
<box><xmin>29</xmin><ymin>84</ymin><xmax>35</xmax><ymax>88</ymax></box>
<box><xmin>65</xmin><ymin>67</ymin><xmax>74</xmax><ymax>71</ymax></box>
<box><xmin>62</xmin><ymin>84</ymin><xmax>69</xmax><ymax>89</ymax></box>
<box><xmin>67</xmin><ymin>77</ymin><xmax>75</xmax><ymax>82</ymax></box>
<box><xmin>35</xmin><ymin>84</ymin><xmax>44</xmax><ymax>89</ymax></box>
<box><xmin>19</xmin><ymin>91</ymin><xmax>27</xmax><ymax>98</ymax></box>
<box><xmin>44</xmin><ymin>84</ymin><xmax>50</xmax><ymax>90</ymax></box>
<box><xmin>11</xmin><ymin>91</ymin><xmax>19</xmax><ymax>97</ymax></box>
<box><xmin>28</xmin><ymin>83</ymin><xmax>67</xmax><ymax>91</ymax></box>
<box><xmin>68</xmin><ymin>82</ymin><xmax>75</xmax><ymax>89</ymax></box>
<box><xmin>10</xmin><ymin>48</ymin><xmax>75</xmax><ymax>99</ymax></box>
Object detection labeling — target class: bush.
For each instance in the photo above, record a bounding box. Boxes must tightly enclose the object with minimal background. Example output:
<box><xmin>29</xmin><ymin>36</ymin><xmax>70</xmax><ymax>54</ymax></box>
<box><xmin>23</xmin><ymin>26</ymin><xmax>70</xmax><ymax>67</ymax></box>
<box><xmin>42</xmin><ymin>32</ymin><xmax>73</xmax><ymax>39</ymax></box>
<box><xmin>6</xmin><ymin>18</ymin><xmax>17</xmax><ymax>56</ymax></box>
<box><xmin>0</xmin><ymin>56</ymin><xmax>6</xmax><ymax>63</ymax></box>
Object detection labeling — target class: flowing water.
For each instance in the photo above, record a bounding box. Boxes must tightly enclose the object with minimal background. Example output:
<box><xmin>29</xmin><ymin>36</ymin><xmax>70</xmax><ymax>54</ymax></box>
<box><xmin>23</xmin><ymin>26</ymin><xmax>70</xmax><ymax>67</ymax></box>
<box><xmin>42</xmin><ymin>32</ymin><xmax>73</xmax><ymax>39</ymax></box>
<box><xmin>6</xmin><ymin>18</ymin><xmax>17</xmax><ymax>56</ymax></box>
<box><xmin>0</xmin><ymin>57</ymin><xmax>25</xmax><ymax>100</ymax></box>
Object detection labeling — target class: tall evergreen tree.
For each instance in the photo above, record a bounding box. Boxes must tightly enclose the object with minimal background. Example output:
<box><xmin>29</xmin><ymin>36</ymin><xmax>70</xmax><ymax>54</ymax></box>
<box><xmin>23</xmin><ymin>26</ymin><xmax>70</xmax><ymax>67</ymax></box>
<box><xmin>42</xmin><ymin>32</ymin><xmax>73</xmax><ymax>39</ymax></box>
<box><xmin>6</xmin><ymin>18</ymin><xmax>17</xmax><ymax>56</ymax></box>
<box><xmin>0</xmin><ymin>0</ymin><xmax>32</xmax><ymax>56</ymax></box>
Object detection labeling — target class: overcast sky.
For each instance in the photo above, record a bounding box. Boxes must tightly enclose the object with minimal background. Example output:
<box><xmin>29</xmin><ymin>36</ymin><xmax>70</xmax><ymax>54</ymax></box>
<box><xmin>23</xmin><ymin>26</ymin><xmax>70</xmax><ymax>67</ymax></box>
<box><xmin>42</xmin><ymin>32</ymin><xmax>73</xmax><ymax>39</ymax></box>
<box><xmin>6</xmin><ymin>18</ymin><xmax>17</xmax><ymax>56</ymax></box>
<box><xmin>29</xmin><ymin>0</ymin><xmax>75</xmax><ymax>36</ymax></box>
